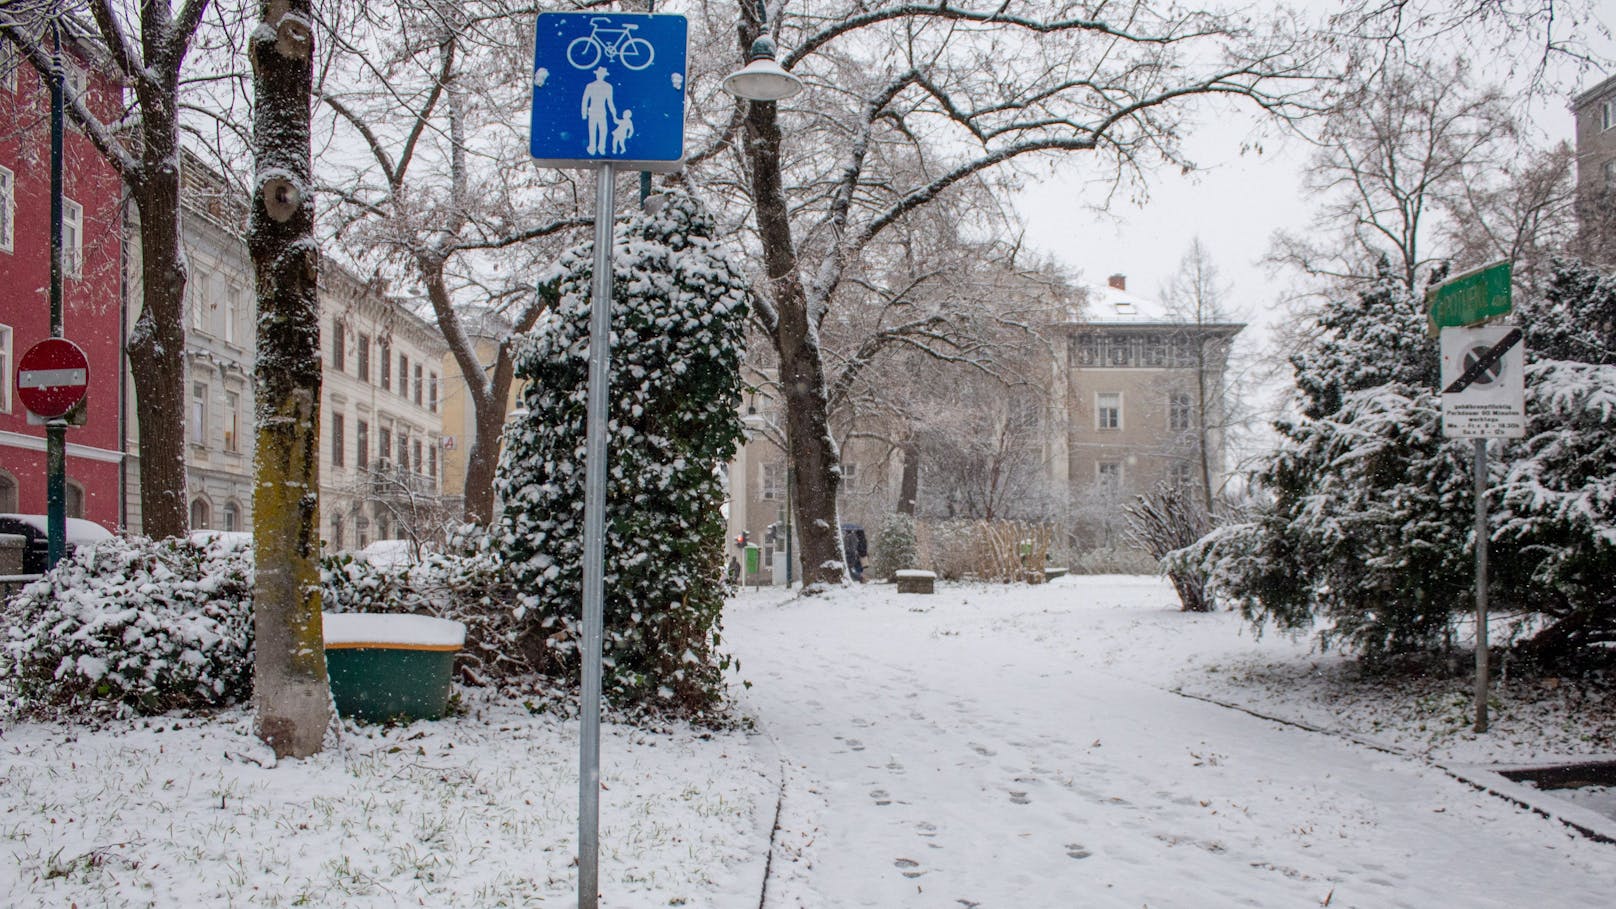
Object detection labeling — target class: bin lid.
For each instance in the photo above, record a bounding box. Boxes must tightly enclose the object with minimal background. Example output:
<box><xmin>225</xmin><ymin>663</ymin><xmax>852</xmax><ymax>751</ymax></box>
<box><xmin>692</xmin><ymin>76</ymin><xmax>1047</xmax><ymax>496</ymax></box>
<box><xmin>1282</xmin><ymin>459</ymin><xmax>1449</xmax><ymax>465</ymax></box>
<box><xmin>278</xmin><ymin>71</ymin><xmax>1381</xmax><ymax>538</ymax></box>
<box><xmin>322</xmin><ymin>612</ymin><xmax>466</xmax><ymax>651</ymax></box>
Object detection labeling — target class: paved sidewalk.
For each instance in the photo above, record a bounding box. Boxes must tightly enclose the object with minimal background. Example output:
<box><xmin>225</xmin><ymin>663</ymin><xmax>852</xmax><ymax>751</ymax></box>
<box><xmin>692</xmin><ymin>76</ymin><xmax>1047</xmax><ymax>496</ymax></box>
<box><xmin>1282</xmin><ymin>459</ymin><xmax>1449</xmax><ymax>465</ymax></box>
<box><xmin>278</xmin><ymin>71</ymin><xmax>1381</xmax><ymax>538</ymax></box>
<box><xmin>727</xmin><ymin>582</ymin><xmax>1616</xmax><ymax>909</ymax></box>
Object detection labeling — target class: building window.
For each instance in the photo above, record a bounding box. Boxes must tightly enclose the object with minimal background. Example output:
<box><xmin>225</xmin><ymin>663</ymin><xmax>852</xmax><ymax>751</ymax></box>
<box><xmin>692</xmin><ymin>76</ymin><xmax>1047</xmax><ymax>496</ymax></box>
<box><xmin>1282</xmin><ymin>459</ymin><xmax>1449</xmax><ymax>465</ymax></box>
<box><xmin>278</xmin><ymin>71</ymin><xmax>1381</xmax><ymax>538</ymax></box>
<box><xmin>332</xmin><ymin>320</ymin><xmax>346</xmax><ymax>372</ymax></box>
<box><xmin>428</xmin><ymin>372</ymin><xmax>438</xmax><ymax>412</ymax></box>
<box><xmin>1605</xmin><ymin>158</ymin><xmax>1616</xmax><ymax>191</ymax></box>
<box><xmin>411</xmin><ymin>438</ymin><xmax>422</xmax><ymax>474</ymax></box>
<box><xmin>378</xmin><ymin>426</ymin><xmax>392</xmax><ymax>467</ymax></box>
<box><xmin>0</xmin><ymin>165</ymin><xmax>14</xmax><ymax>253</ymax></box>
<box><xmin>63</xmin><ymin>197</ymin><xmax>83</xmax><ymax>278</ymax></box>
<box><xmin>1169</xmin><ymin>461</ymin><xmax>1194</xmax><ymax>487</ymax></box>
<box><xmin>428</xmin><ymin>445</ymin><xmax>438</xmax><ymax>479</ymax></box>
<box><xmin>64</xmin><ymin>57</ymin><xmax>88</xmax><ymax>105</ymax></box>
<box><xmin>397</xmin><ymin>430</ymin><xmax>409</xmax><ymax>466</ymax></box>
<box><xmin>1169</xmin><ymin>392</ymin><xmax>1193</xmax><ymax>431</ymax></box>
<box><xmin>224</xmin><ymin>282</ymin><xmax>243</xmax><ymax>345</ymax></box>
<box><xmin>191</xmin><ymin>382</ymin><xmax>209</xmax><ymax>445</ymax></box>
<box><xmin>413</xmin><ymin>363</ymin><xmax>423</xmax><ymax>405</ymax></box>
<box><xmin>0</xmin><ymin>41</ymin><xmax>17</xmax><ymax>93</ymax></box>
<box><xmin>1097</xmin><ymin>461</ymin><xmax>1122</xmax><ymax>489</ymax></box>
<box><xmin>0</xmin><ymin>470</ymin><xmax>18</xmax><ymax>512</ymax></box>
<box><xmin>331</xmin><ymin>413</ymin><xmax>346</xmax><ymax>467</ymax></box>
<box><xmin>223</xmin><ymin>390</ymin><xmax>241</xmax><ymax>452</ymax></box>
<box><xmin>222</xmin><ymin>502</ymin><xmax>239</xmax><ymax>533</ymax></box>
<box><xmin>357</xmin><ymin>419</ymin><xmax>369</xmax><ymax>468</ymax></box>
<box><xmin>1603</xmin><ymin>98</ymin><xmax>1615</xmax><ymax>131</ymax></box>
<box><xmin>65</xmin><ymin>480</ymin><xmax>84</xmax><ymax>519</ymax></box>
<box><xmin>763</xmin><ymin>461</ymin><xmax>784</xmax><ymax>500</ymax></box>
<box><xmin>357</xmin><ymin>333</ymin><xmax>371</xmax><ymax>384</ymax></box>
<box><xmin>379</xmin><ymin>339</ymin><xmax>391</xmax><ymax>390</ymax></box>
<box><xmin>191</xmin><ymin>498</ymin><xmax>211</xmax><ymax>530</ymax></box>
<box><xmin>330</xmin><ymin>514</ymin><xmax>344</xmax><ymax>551</ymax></box>
<box><xmin>1096</xmin><ymin>392</ymin><xmax>1121</xmax><ymax>430</ymax></box>
<box><xmin>399</xmin><ymin>353</ymin><xmax>409</xmax><ymax>396</ymax></box>
<box><xmin>376</xmin><ymin>513</ymin><xmax>390</xmax><ymax>541</ymax></box>
<box><xmin>0</xmin><ymin>323</ymin><xmax>11</xmax><ymax>413</ymax></box>
<box><xmin>356</xmin><ymin>516</ymin><xmax>371</xmax><ymax>548</ymax></box>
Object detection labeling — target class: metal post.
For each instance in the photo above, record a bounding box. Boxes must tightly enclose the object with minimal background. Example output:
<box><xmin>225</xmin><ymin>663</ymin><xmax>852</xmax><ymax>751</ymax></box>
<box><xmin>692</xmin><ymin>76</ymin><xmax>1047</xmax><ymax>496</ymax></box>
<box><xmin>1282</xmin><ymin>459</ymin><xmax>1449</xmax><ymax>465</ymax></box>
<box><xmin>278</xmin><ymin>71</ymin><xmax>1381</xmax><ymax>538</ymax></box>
<box><xmin>46</xmin><ymin>22</ymin><xmax>66</xmax><ymax>569</ymax></box>
<box><xmin>1474</xmin><ymin>437</ymin><xmax>1490</xmax><ymax>733</ymax></box>
<box><xmin>578</xmin><ymin>162</ymin><xmax>615</xmax><ymax>909</ymax></box>
<box><xmin>783</xmin><ymin>430</ymin><xmax>793</xmax><ymax>588</ymax></box>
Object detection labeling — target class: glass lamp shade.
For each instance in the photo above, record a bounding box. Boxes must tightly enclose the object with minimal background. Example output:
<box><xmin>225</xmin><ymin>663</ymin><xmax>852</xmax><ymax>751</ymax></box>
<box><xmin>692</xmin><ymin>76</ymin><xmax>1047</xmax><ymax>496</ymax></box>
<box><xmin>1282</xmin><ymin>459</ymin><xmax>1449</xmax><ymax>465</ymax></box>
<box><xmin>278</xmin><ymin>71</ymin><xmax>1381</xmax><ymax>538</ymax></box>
<box><xmin>722</xmin><ymin>36</ymin><xmax>803</xmax><ymax>101</ymax></box>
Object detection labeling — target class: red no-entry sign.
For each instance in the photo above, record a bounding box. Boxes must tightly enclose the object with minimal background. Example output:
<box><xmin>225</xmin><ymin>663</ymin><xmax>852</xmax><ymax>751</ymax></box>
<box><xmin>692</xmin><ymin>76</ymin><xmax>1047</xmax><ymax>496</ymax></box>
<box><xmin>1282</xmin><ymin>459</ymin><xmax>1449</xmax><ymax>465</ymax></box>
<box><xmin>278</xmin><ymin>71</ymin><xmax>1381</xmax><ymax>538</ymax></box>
<box><xmin>16</xmin><ymin>338</ymin><xmax>90</xmax><ymax>419</ymax></box>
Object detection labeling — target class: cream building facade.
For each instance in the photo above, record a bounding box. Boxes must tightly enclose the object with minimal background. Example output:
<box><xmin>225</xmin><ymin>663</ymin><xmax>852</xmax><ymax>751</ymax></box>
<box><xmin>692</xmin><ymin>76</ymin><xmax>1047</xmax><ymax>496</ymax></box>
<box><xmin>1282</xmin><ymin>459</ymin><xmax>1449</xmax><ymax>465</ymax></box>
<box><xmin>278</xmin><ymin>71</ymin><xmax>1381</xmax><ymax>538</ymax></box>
<box><xmin>124</xmin><ymin>157</ymin><xmax>454</xmax><ymax>550</ymax></box>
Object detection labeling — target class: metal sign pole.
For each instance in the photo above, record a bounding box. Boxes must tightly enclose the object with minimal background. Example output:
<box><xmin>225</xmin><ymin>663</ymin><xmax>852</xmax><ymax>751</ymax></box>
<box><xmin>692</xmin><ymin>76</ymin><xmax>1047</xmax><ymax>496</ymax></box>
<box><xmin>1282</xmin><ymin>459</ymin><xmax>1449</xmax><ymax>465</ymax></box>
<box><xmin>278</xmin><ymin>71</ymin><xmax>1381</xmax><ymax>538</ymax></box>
<box><xmin>578</xmin><ymin>161</ymin><xmax>615</xmax><ymax>909</ymax></box>
<box><xmin>1474</xmin><ymin>437</ymin><xmax>1490</xmax><ymax>733</ymax></box>
<box><xmin>47</xmin><ymin>21</ymin><xmax>67</xmax><ymax>568</ymax></box>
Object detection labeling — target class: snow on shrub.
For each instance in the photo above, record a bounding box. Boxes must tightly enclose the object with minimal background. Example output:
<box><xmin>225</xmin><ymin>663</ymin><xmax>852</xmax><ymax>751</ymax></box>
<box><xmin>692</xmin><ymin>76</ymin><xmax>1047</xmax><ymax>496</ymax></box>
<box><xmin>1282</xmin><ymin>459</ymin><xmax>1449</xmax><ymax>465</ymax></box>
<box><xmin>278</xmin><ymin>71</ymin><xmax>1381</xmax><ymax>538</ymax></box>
<box><xmin>2</xmin><ymin>534</ymin><xmax>254</xmax><ymax>718</ymax></box>
<box><xmin>871</xmin><ymin>513</ymin><xmax>917</xmax><ymax>581</ymax></box>
<box><xmin>495</xmin><ymin>190</ymin><xmax>750</xmax><ymax>715</ymax></box>
<box><xmin>322</xmin><ymin>528</ymin><xmax>531</xmax><ymax>685</ymax></box>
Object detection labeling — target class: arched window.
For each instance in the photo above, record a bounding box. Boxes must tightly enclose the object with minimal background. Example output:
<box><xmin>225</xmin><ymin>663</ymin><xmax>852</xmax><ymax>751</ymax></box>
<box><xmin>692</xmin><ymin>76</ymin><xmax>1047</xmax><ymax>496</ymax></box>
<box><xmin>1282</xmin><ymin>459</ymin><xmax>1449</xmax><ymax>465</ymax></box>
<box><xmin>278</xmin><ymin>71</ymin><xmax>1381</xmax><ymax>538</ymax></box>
<box><xmin>191</xmin><ymin>498</ymin><xmax>211</xmax><ymax>530</ymax></box>
<box><xmin>64</xmin><ymin>480</ymin><xmax>85</xmax><ymax>519</ymax></box>
<box><xmin>0</xmin><ymin>470</ymin><xmax>17</xmax><ymax>513</ymax></box>
<box><xmin>222</xmin><ymin>502</ymin><xmax>239</xmax><ymax>533</ymax></box>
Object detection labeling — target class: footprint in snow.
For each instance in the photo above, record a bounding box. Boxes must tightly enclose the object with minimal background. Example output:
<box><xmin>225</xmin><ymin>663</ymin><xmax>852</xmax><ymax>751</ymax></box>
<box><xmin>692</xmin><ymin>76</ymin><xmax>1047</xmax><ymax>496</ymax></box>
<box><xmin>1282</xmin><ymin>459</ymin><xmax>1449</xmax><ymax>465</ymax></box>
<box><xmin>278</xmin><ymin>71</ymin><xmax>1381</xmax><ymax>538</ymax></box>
<box><xmin>1066</xmin><ymin>843</ymin><xmax>1092</xmax><ymax>859</ymax></box>
<box><xmin>846</xmin><ymin>738</ymin><xmax>867</xmax><ymax>752</ymax></box>
<box><xmin>969</xmin><ymin>742</ymin><xmax>996</xmax><ymax>757</ymax></box>
<box><xmin>893</xmin><ymin>857</ymin><xmax>925</xmax><ymax>878</ymax></box>
<box><xmin>1009</xmin><ymin>790</ymin><xmax>1031</xmax><ymax>805</ymax></box>
<box><xmin>871</xmin><ymin>788</ymin><xmax>892</xmax><ymax>806</ymax></box>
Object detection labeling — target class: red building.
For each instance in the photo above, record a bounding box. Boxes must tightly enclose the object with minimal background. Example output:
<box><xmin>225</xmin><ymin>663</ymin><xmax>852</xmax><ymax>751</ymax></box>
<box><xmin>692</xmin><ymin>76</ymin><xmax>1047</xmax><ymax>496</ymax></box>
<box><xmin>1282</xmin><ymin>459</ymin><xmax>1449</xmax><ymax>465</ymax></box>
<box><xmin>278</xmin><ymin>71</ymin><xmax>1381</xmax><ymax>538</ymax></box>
<box><xmin>0</xmin><ymin>36</ymin><xmax>125</xmax><ymax>530</ymax></box>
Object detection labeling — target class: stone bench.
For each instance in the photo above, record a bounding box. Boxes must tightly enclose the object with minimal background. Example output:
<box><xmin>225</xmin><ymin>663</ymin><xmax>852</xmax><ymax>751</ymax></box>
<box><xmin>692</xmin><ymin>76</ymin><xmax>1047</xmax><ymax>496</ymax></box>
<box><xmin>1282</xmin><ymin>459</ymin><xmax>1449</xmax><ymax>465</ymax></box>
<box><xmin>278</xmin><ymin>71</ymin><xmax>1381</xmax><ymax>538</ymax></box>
<box><xmin>895</xmin><ymin>569</ymin><xmax>936</xmax><ymax>594</ymax></box>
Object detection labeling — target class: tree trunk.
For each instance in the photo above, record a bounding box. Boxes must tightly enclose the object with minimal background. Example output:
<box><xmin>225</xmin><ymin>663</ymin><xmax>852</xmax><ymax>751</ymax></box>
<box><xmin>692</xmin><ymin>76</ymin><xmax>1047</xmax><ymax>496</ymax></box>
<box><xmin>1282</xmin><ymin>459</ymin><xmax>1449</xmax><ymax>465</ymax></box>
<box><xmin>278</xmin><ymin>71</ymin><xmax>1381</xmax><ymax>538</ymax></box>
<box><xmin>743</xmin><ymin>96</ymin><xmax>846</xmax><ymax>586</ymax></box>
<box><xmin>249</xmin><ymin>1</ymin><xmax>328</xmax><ymax>760</ymax></box>
<box><xmin>419</xmin><ymin>263</ymin><xmax>530</xmax><ymax>525</ymax></box>
<box><xmin>123</xmin><ymin>54</ymin><xmax>190</xmax><ymax>540</ymax></box>
<box><xmin>897</xmin><ymin>441</ymin><xmax>919</xmax><ymax>515</ymax></box>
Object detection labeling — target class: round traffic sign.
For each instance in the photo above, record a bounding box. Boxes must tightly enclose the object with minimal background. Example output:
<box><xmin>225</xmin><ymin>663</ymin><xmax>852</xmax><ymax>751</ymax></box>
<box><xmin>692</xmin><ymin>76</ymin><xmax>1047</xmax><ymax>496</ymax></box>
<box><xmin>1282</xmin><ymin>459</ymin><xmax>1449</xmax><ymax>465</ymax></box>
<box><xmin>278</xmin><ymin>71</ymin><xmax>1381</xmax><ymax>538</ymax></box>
<box><xmin>1463</xmin><ymin>345</ymin><xmax>1504</xmax><ymax>387</ymax></box>
<box><xmin>16</xmin><ymin>337</ymin><xmax>90</xmax><ymax>418</ymax></box>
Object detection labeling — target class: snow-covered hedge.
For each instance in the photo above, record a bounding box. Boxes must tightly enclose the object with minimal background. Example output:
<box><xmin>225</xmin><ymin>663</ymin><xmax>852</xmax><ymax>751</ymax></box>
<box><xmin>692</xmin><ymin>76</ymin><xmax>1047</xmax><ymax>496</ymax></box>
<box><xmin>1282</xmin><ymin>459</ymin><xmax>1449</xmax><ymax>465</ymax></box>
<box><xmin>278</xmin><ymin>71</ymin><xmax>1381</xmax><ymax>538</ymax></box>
<box><xmin>496</xmin><ymin>190</ymin><xmax>749</xmax><ymax>715</ymax></box>
<box><xmin>2</xmin><ymin>534</ymin><xmax>254</xmax><ymax>718</ymax></box>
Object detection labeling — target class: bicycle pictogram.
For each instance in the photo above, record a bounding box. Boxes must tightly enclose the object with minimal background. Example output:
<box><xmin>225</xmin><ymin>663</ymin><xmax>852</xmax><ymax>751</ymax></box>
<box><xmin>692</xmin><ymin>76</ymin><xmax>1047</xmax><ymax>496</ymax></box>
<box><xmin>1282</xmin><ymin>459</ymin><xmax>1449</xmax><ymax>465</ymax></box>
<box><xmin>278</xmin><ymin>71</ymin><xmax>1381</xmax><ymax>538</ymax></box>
<box><xmin>567</xmin><ymin>17</ymin><xmax>654</xmax><ymax>71</ymax></box>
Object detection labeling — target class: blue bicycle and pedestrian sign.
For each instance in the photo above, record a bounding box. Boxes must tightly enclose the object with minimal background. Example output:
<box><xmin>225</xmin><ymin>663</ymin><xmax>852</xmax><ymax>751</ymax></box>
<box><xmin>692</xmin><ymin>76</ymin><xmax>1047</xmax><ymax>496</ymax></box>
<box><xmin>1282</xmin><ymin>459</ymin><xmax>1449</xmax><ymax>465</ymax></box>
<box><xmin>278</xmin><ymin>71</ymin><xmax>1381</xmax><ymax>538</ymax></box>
<box><xmin>530</xmin><ymin>12</ymin><xmax>689</xmax><ymax>170</ymax></box>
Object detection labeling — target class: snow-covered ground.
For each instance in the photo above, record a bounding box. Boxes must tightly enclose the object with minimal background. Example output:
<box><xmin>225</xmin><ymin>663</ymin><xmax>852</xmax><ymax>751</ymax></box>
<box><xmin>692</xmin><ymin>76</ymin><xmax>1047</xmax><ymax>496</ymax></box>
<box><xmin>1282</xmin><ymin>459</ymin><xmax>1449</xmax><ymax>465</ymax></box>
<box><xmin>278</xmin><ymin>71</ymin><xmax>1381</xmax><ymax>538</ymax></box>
<box><xmin>4</xmin><ymin>574</ymin><xmax>1614</xmax><ymax>907</ymax></box>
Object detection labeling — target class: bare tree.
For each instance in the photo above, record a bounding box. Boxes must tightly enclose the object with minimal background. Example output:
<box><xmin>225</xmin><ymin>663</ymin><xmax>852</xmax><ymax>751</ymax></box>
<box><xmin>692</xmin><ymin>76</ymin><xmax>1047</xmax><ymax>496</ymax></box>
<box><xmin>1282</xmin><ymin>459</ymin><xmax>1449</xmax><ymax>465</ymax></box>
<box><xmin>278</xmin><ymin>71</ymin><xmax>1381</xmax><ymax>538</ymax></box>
<box><xmin>710</xmin><ymin>1</ymin><xmax>1320</xmax><ymax>586</ymax></box>
<box><xmin>1326</xmin><ymin>0</ymin><xmax>1612</xmax><ymax>84</ymax></box>
<box><xmin>1443</xmin><ymin>141</ymin><xmax>1579</xmax><ymax>297</ymax></box>
<box><xmin>312</xmin><ymin>1</ymin><xmax>588</xmax><ymax>524</ymax></box>
<box><xmin>1267</xmin><ymin>56</ymin><xmax>1516</xmax><ymax>300</ymax></box>
<box><xmin>249</xmin><ymin>0</ymin><xmax>327</xmax><ymax>759</ymax></box>
<box><xmin>1158</xmin><ymin>238</ymin><xmax>1248</xmax><ymax>516</ymax></box>
<box><xmin>1</xmin><ymin>0</ymin><xmax>228</xmax><ymax>539</ymax></box>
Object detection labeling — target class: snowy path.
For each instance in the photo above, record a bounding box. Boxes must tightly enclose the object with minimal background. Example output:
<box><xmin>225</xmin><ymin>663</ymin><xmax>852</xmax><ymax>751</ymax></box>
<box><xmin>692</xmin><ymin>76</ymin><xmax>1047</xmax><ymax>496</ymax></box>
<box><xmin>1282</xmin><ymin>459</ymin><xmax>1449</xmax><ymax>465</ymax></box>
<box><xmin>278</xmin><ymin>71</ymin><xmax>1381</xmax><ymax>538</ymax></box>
<box><xmin>726</xmin><ymin>579</ymin><xmax>1616</xmax><ymax>909</ymax></box>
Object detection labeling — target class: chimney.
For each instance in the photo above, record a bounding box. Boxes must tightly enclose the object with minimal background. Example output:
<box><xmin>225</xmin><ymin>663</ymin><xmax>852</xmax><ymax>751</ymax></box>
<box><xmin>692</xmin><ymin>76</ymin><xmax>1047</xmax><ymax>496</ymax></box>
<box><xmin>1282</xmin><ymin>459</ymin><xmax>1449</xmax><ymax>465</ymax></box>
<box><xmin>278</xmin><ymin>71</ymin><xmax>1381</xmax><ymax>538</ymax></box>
<box><xmin>1108</xmin><ymin>273</ymin><xmax>1127</xmax><ymax>291</ymax></box>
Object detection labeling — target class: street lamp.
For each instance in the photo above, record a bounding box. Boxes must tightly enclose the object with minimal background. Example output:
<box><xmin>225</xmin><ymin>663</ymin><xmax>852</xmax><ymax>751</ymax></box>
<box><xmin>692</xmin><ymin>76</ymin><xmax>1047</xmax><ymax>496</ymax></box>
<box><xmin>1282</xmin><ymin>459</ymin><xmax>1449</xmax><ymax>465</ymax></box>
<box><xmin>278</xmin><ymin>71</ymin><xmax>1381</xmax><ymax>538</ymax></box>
<box><xmin>722</xmin><ymin>3</ymin><xmax>802</xmax><ymax>102</ymax></box>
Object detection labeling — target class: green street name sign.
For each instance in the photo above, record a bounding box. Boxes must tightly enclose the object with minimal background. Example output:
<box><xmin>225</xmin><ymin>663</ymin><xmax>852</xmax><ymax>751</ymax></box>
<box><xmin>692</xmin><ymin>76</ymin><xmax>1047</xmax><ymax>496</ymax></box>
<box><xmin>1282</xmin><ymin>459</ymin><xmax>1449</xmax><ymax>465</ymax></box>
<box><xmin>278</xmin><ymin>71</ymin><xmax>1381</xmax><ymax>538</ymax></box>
<box><xmin>1426</xmin><ymin>260</ymin><xmax>1512</xmax><ymax>336</ymax></box>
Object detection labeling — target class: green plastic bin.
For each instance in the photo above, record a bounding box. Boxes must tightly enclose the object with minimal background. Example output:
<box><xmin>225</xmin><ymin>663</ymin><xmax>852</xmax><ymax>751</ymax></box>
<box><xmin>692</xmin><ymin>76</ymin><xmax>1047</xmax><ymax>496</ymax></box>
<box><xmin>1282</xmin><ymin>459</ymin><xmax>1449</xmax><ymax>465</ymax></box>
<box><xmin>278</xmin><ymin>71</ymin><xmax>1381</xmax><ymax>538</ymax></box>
<box><xmin>323</xmin><ymin>613</ymin><xmax>465</xmax><ymax>723</ymax></box>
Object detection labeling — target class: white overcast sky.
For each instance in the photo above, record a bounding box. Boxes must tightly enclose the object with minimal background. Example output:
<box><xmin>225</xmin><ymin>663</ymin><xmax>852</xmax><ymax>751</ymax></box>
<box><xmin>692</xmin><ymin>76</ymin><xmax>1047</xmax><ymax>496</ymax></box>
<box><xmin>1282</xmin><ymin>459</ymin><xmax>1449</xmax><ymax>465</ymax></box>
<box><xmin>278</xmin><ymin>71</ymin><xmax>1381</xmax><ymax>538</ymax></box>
<box><xmin>1013</xmin><ymin>2</ymin><xmax>1616</xmax><ymax>352</ymax></box>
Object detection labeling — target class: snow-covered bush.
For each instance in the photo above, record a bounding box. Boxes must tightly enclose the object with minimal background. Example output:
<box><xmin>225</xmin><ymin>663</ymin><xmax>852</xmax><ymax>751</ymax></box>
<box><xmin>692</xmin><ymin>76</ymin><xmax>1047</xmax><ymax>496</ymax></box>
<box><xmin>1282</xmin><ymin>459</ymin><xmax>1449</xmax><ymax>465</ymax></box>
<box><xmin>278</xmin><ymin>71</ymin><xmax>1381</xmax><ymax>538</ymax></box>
<box><xmin>870</xmin><ymin>513</ymin><xmax>917</xmax><ymax>581</ymax></box>
<box><xmin>1124</xmin><ymin>484</ymin><xmax>1213</xmax><ymax>611</ymax></box>
<box><xmin>495</xmin><ymin>190</ymin><xmax>750</xmax><ymax>715</ymax></box>
<box><xmin>1188</xmin><ymin>258</ymin><xmax>1616</xmax><ymax>665</ymax></box>
<box><xmin>322</xmin><ymin>531</ymin><xmax>531</xmax><ymax>685</ymax></box>
<box><xmin>2</xmin><ymin>534</ymin><xmax>254</xmax><ymax>718</ymax></box>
